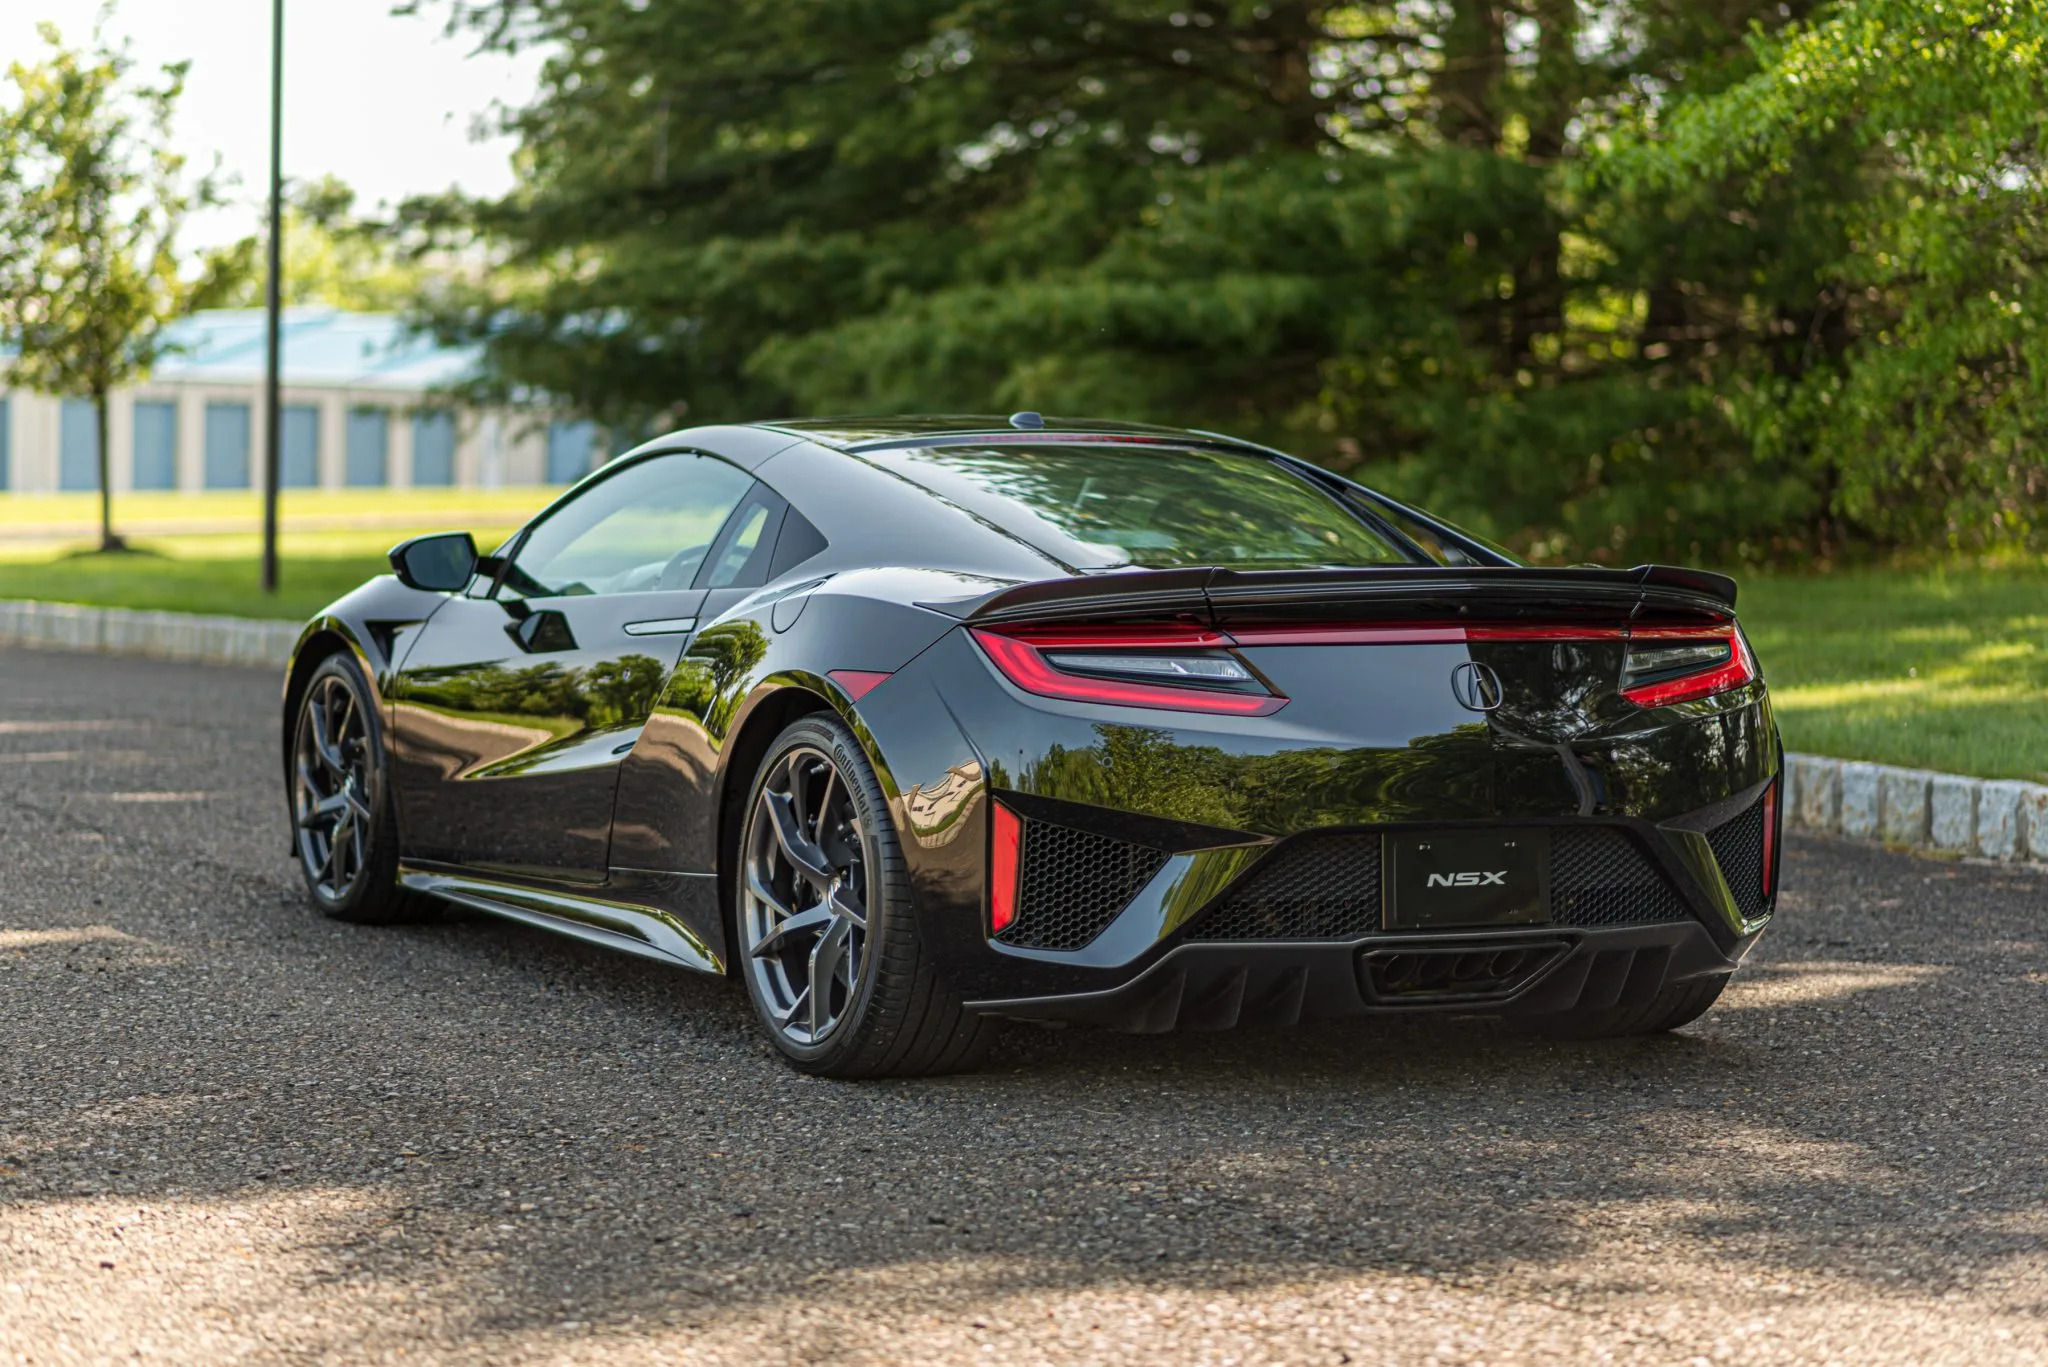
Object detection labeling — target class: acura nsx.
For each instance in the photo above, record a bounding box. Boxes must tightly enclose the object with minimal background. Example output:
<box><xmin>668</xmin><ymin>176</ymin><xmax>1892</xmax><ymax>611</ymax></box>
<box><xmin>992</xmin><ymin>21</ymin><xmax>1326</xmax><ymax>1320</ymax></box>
<box><xmin>281</xmin><ymin>415</ymin><xmax>1780</xmax><ymax>1076</ymax></box>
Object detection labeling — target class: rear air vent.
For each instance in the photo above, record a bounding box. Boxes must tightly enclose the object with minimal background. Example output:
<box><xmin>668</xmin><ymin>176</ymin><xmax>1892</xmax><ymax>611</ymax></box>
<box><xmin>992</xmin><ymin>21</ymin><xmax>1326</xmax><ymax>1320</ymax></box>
<box><xmin>1186</xmin><ymin>835</ymin><xmax>1382</xmax><ymax>941</ymax></box>
<box><xmin>995</xmin><ymin>819</ymin><xmax>1169</xmax><ymax>952</ymax></box>
<box><xmin>1705</xmin><ymin>792</ymin><xmax>1772</xmax><ymax>922</ymax></box>
<box><xmin>1549</xmin><ymin>827</ymin><xmax>1692</xmax><ymax>927</ymax></box>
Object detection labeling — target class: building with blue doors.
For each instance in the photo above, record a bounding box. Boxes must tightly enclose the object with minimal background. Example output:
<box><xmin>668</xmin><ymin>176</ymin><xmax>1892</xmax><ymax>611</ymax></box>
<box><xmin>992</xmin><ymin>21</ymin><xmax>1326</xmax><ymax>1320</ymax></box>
<box><xmin>0</xmin><ymin>309</ymin><xmax>604</xmax><ymax>493</ymax></box>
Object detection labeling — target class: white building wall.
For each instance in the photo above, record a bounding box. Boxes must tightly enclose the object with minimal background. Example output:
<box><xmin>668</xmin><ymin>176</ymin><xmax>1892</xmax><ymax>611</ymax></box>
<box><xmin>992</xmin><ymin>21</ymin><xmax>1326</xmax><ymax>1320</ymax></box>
<box><xmin>502</xmin><ymin>416</ymin><xmax>549</xmax><ymax>486</ymax></box>
<box><xmin>11</xmin><ymin>392</ymin><xmax>60</xmax><ymax>493</ymax></box>
<box><xmin>0</xmin><ymin>377</ymin><xmax>566</xmax><ymax>493</ymax></box>
<box><xmin>388</xmin><ymin>401</ymin><xmax>415</xmax><ymax>490</ymax></box>
<box><xmin>106</xmin><ymin>396</ymin><xmax>134</xmax><ymax>493</ymax></box>
<box><xmin>174</xmin><ymin>390</ymin><xmax>205</xmax><ymax>491</ymax></box>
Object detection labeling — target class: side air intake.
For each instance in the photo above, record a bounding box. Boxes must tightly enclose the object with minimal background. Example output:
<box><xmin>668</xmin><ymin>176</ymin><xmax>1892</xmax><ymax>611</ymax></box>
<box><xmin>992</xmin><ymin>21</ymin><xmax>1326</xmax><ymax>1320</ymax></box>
<box><xmin>994</xmin><ymin>818</ymin><xmax>1169</xmax><ymax>952</ymax></box>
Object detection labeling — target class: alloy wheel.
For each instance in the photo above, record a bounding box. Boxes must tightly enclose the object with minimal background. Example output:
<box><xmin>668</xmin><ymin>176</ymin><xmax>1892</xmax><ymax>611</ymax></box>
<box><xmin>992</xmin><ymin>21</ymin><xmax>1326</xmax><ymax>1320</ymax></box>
<box><xmin>293</xmin><ymin>672</ymin><xmax>375</xmax><ymax>903</ymax></box>
<box><xmin>741</xmin><ymin>744</ymin><xmax>871</xmax><ymax>1046</ymax></box>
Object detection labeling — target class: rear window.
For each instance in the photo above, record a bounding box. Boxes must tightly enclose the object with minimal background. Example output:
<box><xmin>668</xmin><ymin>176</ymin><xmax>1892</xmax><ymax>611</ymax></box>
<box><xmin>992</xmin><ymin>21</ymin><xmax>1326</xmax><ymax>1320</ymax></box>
<box><xmin>866</xmin><ymin>443</ymin><xmax>1416</xmax><ymax>571</ymax></box>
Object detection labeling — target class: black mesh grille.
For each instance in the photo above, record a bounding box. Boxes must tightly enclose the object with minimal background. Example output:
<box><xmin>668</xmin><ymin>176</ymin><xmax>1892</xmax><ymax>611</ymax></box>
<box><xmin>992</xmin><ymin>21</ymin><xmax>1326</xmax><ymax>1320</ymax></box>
<box><xmin>997</xmin><ymin>820</ymin><xmax>1169</xmax><ymax>951</ymax></box>
<box><xmin>1549</xmin><ymin>827</ymin><xmax>1691</xmax><ymax>926</ymax></box>
<box><xmin>1186</xmin><ymin>835</ymin><xmax>1382</xmax><ymax>941</ymax></box>
<box><xmin>1184</xmin><ymin>824</ymin><xmax>1698</xmax><ymax>941</ymax></box>
<box><xmin>1706</xmin><ymin>792</ymin><xmax>1771</xmax><ymax>921</ymax></box>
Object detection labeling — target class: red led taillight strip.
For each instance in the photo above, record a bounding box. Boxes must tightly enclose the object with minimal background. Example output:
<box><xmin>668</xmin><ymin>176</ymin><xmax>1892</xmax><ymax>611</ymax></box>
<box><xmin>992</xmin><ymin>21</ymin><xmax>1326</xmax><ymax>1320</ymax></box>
<box><xmin>968</xmin><ymin>627</ymin><xmax>1287</xmax><ymax>716</ymax></box>
<box><xmin>989</xmin><ymin>802</ymin><xmax>1023</xmax><ymax>935</ymax></box>
<box><xmin>1619</xmin><ymin>624</ymin><xmax>1758</xmax><ymax>708</ymax></box>
<box><xmin>1223</xmin><ymin>622</ymin><xmax>1632</xmax><ymax>646</ymax></box>
<box><xmin>970</xmin><ymin>618</ymin><xmax>1756</xmax><ymax>715</ymax></box>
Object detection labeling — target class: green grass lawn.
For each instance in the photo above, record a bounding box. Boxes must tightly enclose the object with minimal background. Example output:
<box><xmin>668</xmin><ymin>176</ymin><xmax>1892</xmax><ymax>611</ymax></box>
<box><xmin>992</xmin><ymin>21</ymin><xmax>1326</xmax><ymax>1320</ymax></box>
<box><xmin>0</xmin><ymin>494</ymin><xmax>2041</xmax><ymax>780</ymax></box>
<box><xmin>0</xmin><ymin>488</ymin><xmax>545</xmax><ymax>619</ymax></box>
<box><xmin>0</xmin><ymin>544</ymin><xmax>444</xmax><ymax>620</ymax></box>
<box><xmin>1741</xmin><ymin>566</ymin><xmax>2048</xmax><ymax>783</ymax></box>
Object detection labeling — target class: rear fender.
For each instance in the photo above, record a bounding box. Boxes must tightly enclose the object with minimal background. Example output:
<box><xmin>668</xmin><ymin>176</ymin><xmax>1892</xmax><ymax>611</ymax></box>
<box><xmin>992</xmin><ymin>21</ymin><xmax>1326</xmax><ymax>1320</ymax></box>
<box><xmin>608</xmin><ymin>578</ymin><xmax>963</xmax><ymax>877</ymax></box>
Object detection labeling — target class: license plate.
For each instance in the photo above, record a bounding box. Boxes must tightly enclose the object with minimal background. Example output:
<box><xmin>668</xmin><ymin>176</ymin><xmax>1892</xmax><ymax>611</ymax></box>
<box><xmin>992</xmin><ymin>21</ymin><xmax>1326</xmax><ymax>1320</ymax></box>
<box><xmin>1384</xmin><ymin>831</ymin><xmax>1549</xmax><ymax>930</ymax></box>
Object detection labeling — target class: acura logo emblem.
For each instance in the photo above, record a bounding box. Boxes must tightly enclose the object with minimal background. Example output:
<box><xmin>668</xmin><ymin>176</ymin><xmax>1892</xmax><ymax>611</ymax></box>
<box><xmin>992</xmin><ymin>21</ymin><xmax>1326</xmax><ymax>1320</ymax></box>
<box><xmin>1451</xmin><ymin>661</ymin><xmax>1504</xmax><ymax>713</ymax></box>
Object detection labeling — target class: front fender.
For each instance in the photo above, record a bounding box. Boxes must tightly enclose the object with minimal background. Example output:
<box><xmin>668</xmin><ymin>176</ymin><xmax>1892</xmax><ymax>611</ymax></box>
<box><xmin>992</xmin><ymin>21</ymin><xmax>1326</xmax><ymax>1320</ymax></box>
<box><xmin>279</xmin><ymin>575</ymin><xmax>451</xmax><ymax>838</ymax></box>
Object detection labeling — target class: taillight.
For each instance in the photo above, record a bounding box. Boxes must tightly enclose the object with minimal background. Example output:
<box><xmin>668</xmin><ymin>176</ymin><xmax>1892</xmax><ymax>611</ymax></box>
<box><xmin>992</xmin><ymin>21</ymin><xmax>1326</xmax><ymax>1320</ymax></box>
<box><xmin>1621</xmin><ymin>624</ymin><xmax>1758</xmax><ymax>708</ymax></box>
<box><xmin>969</xmin><ymin>625</ymin><xmax>1287</xmax><ymax>716</ymax></box>
<box><xmin>989</xmin><ymin>801</ymin><xmax>1022</xmax><ymax>935</ymax></box>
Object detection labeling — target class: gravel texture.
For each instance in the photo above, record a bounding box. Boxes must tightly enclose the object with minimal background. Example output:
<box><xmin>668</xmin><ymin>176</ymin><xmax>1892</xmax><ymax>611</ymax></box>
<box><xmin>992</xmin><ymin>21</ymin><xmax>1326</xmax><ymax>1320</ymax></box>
<box><xmin>1</xmin><ymin>645</ymin><xmax>2043</xmax><ymax>1366</ymax></box>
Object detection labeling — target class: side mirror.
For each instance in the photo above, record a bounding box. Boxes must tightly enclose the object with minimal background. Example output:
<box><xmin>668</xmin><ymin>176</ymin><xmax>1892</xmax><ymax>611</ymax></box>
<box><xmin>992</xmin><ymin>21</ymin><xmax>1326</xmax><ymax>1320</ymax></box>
<box><xmin>388</xmin><ymin>532</ymin><xmax>479</xmax><ymax>593</ymax></box>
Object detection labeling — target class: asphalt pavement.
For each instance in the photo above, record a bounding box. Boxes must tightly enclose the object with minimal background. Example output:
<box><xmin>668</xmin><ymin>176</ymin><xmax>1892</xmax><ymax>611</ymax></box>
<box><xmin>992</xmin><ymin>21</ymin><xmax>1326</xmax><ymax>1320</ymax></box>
<box><xmin>1</xmin><ymin>644</ymin><xmax>2042</xmax><ymax>1366</ymax></box>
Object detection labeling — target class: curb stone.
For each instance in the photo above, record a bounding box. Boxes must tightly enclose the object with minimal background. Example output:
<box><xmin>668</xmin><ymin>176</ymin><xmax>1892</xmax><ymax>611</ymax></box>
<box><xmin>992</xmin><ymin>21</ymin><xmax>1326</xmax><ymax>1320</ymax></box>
<box><xmin>0</xmin><ymin>599</ymin><xmax>299</xmax><ymax>670</ymax></box>
<box><xmin>5</xmin><ymin>598</ymin><xmax>2043</xmax><ymax>866</ymax></box>
<box><xmin>1785</xmin><ymin>752</ymin><xmax>2048</xmax><ymax>865</ymax></box>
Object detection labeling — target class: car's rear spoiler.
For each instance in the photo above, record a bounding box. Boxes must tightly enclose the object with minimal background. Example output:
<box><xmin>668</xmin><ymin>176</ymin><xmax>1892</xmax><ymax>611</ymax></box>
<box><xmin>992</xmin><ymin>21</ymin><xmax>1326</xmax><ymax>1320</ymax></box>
<box><xmin>922</xmin><ymin>564</ymin><xmax>1738</xmax><ymax>627</ymax></box>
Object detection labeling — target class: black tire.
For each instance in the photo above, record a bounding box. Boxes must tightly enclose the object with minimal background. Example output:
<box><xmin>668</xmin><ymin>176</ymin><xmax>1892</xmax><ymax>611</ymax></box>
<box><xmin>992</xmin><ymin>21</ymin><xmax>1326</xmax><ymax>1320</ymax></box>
<box><xmin>1528</xmin><ymin>973</ymin><xmax>1729</xmax><ymax>1040</ymax></box>
<box><xmin>289</xmin><ymin>652</ymin><xmax>430</xmax><ymax>925</ymax></box>
<box><xmin>733</xmin><ymin>713</ymin><xmax>991</xmax><ymax>1078</ymax></box>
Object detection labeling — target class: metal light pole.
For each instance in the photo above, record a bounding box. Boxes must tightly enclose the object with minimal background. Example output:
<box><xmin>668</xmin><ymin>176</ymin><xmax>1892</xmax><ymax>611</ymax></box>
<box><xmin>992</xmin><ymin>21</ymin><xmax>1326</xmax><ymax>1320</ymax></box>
<box><xmin>261</xmin><ymin>0</ymin><xmax>284</xmax><ymax>594</ymax></box>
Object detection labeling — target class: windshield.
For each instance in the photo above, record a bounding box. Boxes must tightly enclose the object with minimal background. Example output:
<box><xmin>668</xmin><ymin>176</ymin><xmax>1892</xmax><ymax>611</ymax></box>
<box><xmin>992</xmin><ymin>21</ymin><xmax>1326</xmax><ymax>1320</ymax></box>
<box><xmin>866</xmin><ymin>443</ymin><xmax>1416</xmax><ymax>570</ymax></box>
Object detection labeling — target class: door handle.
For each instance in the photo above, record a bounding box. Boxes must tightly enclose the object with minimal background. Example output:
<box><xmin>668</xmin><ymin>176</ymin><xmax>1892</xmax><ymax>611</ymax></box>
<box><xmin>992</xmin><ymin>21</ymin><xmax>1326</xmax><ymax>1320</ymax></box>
<box><xmin>623</xmin><ymin>616</ymin><xmax>698</xmax><ymax>637</ymax></box>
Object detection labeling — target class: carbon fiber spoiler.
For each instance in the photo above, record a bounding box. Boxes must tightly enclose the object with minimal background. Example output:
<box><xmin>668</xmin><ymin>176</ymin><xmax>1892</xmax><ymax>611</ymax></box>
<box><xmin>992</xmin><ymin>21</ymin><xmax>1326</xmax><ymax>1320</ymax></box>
<box><xmin>926</xmin><ymin>564</ymin><xmax>1738</xmax><ymax>627</ymax></box>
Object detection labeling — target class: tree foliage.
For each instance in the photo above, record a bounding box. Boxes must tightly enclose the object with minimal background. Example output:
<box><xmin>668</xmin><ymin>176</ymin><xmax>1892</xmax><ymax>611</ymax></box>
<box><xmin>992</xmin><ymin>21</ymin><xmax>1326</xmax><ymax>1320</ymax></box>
<box><xmin>0</xmin><ymin>20</ymin><xmax>236</xmax><ymax>548</ymax></box>
<box><xmin>213</xmin><ymin>176</ymin><xmax>443</xmax><ymax>314</ymax></box>
<box><xmin>1601</xmin><ymin>0</ymin><xmax>2048</xmax><ymax>552</ymax></box>
<box><xmin>412</xmin><ymin>0</ymin><xmax>2046</xmax><ymax>564</ymax></box>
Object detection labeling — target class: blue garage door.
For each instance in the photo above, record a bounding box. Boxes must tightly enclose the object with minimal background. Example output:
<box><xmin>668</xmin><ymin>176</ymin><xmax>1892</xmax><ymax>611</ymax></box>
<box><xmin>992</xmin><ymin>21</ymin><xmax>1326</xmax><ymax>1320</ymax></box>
<box><xmin>204</xmin><ymin>402</ymin><xmax>251</xmax><ymax>489</ymax></box>
<box><xmin>133</xmin><ymin>401</ymin><xmax>178</xmax><ymax>490</ymax></box>
<box><xmin>412</xmin><ymin>411</ymin><xmax>456</xmax><ymax>487</ymax></box>
<box><xmin>59</xmin><ymin>399</ymin><xmax>99</xmax><ymax>490</ymax></box>
<box><xmin>546</xmin><ymin>419</ymin><xmax>597</xmax><ymax>484</ymax></box>
<box><xmin>281</xmin><ymin>405</ymin><xmax>320</xmax><ymax>488</ymax></box>
<box><xmin>346</xmin><ymin>408</ymin><xmax>388</xmax><ymax>487</ymax></box>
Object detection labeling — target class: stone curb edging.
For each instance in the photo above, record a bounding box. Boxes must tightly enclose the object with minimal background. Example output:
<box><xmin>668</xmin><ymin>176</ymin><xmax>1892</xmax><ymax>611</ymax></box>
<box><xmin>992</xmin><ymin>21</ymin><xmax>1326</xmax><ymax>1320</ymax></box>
<box><xmin>0</xmin><ymin>598</ymin><xmax>299</xmax><ymax>670</ymax></box>
<box><xmin>1784</xmin><ymin>752</ymin><xmax>2048</xmax><ymax>865</ymax></box>
<box><xmin>6</xmin><ymin>598</ymin><xmax>2044</xmax><ymax>865</ymax></box>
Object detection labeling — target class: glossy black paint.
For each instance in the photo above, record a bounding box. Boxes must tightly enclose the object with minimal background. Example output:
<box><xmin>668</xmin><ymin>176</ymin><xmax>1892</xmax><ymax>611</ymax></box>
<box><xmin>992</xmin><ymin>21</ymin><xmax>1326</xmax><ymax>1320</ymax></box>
<box><xmin>282</xmin><ymin>415</ymin><xmax>1781</xmax><ymax>1028</ymax></box>
<box><xmin>385</xmin><ymin>588</ymin><xmax>706</xmax><ymax>881</ymax></box>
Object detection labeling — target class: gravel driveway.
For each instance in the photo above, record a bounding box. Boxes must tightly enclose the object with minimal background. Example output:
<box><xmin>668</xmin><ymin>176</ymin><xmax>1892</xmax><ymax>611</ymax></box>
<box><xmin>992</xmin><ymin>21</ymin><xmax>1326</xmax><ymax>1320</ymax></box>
<box><xmin>1</xmin><ymin>645</ymin><xmax>2042</xmax><ymax>1366</ymax></box>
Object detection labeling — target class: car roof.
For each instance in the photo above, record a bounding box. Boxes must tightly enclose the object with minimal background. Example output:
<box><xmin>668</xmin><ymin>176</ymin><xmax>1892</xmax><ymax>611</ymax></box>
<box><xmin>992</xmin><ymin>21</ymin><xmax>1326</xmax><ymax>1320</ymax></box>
<box><xmin>752</xmin><ymin>414</ymin><xmax>1273</xmax><ymax>454</ymax></box>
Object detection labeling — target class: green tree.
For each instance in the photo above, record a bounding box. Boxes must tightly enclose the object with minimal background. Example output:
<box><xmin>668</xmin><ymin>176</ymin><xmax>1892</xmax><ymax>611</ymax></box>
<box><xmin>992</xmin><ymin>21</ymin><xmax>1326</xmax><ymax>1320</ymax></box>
<box><xmin>216</xmin><ymin>175</ymin><xmax>442</xmax><ymax>314</ymax></box>
<box><xmin>0</xmin><ymin>19</ymin><xmax>237</xmax><ymax>550</ymax></box>
<box><xmin>1600</xmin><ymin>0</ymin><xmax>2048</xmax><ymax>552</ymax></box>
<box><xmin>418</xmin><ymin>0</ymin><xmax>1964</xmax><ymax>564</ymax></box>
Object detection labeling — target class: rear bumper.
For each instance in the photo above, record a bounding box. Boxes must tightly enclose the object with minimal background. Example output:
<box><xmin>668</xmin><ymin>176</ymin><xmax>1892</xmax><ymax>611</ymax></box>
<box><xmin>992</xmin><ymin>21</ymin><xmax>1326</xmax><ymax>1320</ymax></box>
<box><xmin>966</xmin><ymin>919</ymin><xmax>1748</xmax><ymax>1031</ymax></box>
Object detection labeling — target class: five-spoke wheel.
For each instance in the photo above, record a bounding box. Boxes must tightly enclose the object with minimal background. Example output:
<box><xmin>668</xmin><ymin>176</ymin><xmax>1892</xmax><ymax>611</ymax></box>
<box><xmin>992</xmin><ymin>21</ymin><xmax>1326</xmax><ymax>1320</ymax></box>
<box><xmin>735</xmin><ymin>715</ymin><xmax>989</xmax><ymax>1076</ymax></box>
<box><xmin>293</xmin><ymin>669</ymin><xmax>375</xmax><ymax>905</ymax></box>
<box><xmin>740</xmin><ymin>743</ymin><xmax>871</xmax><ymax>1046</ymax></box>
<box><xmin>289</xmin><ymin>653</ymin><xmax>421</xmax><ymax>924</ymax></box>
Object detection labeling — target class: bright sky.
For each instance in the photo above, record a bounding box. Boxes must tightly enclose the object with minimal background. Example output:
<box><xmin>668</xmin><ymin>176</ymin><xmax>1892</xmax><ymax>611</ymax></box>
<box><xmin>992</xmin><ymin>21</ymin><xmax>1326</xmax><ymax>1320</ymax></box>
<box><xmin>3</xmin><ymin>1</ymin><xmax>548</xmax><ymax>248</ymax></box>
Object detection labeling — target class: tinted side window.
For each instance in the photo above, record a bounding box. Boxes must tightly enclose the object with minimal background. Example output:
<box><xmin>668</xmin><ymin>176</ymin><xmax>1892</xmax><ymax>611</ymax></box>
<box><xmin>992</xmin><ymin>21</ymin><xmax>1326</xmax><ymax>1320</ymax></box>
<box><xmin>768</xmin><ymin>505</ymin><xmax>828</xmax><ymax>577</ymax></box>
<box><xmin>504</xmin><ymin>453</ymin><xmax>754</xmax><ymax>598</ymax></box>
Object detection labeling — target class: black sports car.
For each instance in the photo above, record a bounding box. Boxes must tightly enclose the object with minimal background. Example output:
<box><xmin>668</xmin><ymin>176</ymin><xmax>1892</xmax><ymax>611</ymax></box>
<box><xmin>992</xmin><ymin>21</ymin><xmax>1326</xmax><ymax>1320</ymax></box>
<box><xmin>282</xmin><ymin>415</ymin><xmax>1780</xmax><ymax>1076</ymax></box>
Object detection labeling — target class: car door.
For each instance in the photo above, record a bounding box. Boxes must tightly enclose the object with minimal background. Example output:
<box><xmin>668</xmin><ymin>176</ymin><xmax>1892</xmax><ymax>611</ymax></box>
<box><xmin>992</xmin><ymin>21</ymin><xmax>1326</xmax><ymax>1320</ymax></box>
<box><xmin>386</xmin><ymin>451</ymin><xmax>758</xmax><ymax>884</ymax></box>
<box><xmin>606</xmin><ymin>478</ymin><xmax>827</xmax><ymax>872</ymax></box>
